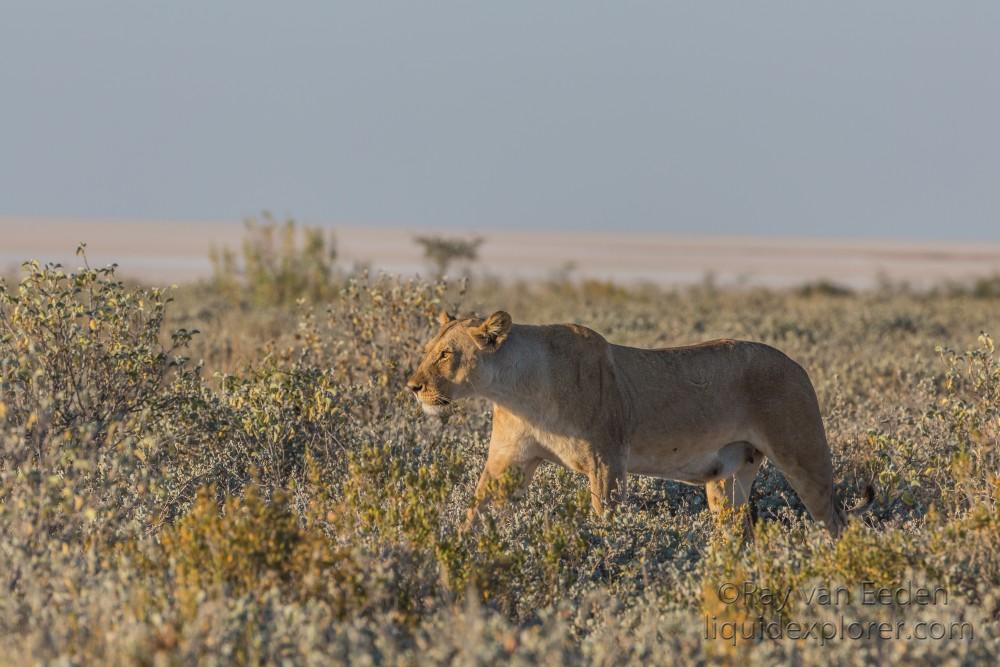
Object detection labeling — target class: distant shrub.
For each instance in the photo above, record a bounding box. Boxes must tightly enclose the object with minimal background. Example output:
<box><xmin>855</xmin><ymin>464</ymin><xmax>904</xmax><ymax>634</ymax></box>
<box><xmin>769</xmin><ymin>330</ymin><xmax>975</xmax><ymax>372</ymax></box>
<box><xmin>795</xmin><ymin>279</ymin><xmax>854</xmax><ymax>298</ymax></box>
<box><xmin>970</xmin><ymin>274</ymin><xmax>1000</xmax><ymax>299</ymax></box>
<box><xmin>935</xmin><ymin>274</ymin><xmax>1000</xmax><ymax>299</ymax></box>
<box><xmin>414</xmin><ymin>235</ymin><xmax>483</xmax><ymax>278</ymax></box>
<box><xmin>210</xmin><ymin>212</ymin><xmax>337</xmax><ymax>305</ymax></box>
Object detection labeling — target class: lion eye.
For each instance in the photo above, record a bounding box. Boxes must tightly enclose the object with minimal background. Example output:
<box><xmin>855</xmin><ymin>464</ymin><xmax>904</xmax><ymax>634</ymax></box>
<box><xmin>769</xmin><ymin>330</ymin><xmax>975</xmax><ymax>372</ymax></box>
<box><xmin>438</xmin><ymin>350</ymin><xmax>452</xmax><ymax>361</ymax></box>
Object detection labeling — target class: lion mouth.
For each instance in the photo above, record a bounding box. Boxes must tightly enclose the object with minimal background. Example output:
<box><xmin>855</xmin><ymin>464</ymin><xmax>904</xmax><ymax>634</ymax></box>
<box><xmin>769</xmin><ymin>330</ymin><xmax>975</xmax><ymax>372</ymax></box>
<box><xmin>414</xmin><ymin>393</ymin><xmax>451</xmax><ymax>416</ymax></box>
<box><xmin>420</xmin><ymin>398</ymin><xmax>450</xmax><ymax>416</ymax></box>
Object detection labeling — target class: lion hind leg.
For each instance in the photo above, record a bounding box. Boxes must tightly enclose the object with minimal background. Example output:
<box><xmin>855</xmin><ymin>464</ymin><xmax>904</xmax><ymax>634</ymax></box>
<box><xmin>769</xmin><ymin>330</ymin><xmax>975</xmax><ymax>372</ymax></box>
<box><xmin>705</xmin><ymin>446</ymin><xmax>764</xmax><ymax>538</ymax></box>
<box><xmin>704</xmin><ymin>446</ymin><xmax>764</xmax><ymax>513</ymax></box>
<box><xmin>587</xmin><ymin>461</ymin><xmax>627</xmax><ymax>516</ymax></box>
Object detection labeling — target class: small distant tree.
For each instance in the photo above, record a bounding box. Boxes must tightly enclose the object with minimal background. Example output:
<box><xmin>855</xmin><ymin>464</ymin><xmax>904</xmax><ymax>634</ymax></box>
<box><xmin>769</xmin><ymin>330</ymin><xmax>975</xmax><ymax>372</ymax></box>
<box><xmin>414</xmin><ymin>235</ymin><xmax>483</xmax><ymax>278</ymax></box>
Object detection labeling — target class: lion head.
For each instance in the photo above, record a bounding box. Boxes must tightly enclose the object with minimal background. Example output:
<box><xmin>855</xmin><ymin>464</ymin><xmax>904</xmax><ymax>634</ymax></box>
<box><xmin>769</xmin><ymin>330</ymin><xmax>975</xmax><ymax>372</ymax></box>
<box><xmin>407</xmin><ymin>310</ymin><xmax>512</xmax><ymax>415</ymax></box>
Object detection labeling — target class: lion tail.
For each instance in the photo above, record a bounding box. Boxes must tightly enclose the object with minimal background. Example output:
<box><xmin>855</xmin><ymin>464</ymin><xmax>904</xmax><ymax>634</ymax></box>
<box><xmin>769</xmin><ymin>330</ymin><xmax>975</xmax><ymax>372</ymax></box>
<box><xmin>831</xmin><ymin>480</ymin><xmax>877</xmax><ymax>536</ymax></box>
<box><xmin>840</xmin><ymin>480</ymin><xmax>877</xmax><ymax>521</ymax></box>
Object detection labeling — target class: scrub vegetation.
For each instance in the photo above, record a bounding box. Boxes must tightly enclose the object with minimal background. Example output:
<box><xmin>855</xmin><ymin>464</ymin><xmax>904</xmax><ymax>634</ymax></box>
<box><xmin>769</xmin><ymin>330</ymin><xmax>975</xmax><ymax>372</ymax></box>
<box><xmin>1</xmin><ymin>222</ymin><xmax>999</xmax><ymax>665</ymax></box>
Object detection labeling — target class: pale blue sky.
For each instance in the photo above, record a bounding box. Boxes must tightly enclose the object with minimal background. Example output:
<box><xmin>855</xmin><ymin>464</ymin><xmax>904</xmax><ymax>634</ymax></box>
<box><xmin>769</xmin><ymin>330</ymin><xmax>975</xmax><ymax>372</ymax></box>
<box><xmin>1</xmin><ymin>1</ymin><xmax>998</xmax><ymax>239</ymax></box>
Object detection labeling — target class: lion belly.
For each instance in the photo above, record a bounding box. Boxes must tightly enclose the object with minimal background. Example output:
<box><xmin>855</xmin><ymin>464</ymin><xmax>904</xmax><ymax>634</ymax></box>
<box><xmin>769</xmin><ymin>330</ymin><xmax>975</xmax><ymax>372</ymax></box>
<box><xmin>627</xmin><ymin>437</ymin><xmax>760</xmax><ymax>484</ymax></box>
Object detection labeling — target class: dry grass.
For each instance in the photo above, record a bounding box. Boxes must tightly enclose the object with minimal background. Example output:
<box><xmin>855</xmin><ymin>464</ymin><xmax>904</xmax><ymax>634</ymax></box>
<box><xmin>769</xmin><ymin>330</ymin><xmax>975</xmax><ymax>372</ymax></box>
<box><xmin>1</xmin><ymin>227</ymin><xmax>999</xmax><ymax>665</ymax></box>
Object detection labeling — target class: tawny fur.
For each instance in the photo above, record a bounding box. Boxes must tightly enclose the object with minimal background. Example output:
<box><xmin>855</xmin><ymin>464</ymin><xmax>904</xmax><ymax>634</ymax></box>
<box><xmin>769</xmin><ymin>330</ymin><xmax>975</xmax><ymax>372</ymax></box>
<box><xmin>407</xmin><ymin>310</ymin><xmax>859</xmax><ymax>536</ymax></box>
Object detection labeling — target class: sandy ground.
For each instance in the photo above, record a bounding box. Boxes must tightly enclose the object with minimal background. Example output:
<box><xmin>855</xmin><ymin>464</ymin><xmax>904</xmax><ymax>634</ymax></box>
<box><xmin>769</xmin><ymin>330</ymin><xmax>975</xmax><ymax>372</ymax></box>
<box><xmin>2</xmin><ymin>216</ymin><xmax>999</xmax><ymax>289</ymax></box>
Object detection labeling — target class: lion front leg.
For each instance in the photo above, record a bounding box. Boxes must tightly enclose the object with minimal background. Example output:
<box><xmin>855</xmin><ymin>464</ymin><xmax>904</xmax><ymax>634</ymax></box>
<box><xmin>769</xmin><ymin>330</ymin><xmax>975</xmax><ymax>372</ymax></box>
<box><xmin>461</xmin><ymin>455</ymin><xmax>541</xmax><ymax>534</ymax></box>
<box><xmin>462</xmin><ymin>407</ymin><xmax>542</xmax><ymax>534</ymax></box>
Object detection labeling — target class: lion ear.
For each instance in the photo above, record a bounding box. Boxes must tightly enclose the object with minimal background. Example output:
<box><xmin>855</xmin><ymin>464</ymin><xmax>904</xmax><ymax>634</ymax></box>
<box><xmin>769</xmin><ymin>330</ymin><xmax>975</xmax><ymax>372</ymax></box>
<box><xmin>437</xmin><ymin>311</ymin><xmax>456</xmax><ymax>327</ymax></box>
<box><xmin>471</xmin><ymin>311</ymin><xmax>512</xmax><ymax>350</ymax></box>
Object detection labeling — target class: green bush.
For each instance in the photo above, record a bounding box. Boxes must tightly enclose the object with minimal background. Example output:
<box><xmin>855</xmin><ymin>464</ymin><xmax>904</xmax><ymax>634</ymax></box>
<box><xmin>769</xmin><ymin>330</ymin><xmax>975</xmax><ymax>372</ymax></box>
<box><xmin>0</xmin><ymin>249</ymin><xmax>196</xmax><ymax>451</ymax></box>
<box><xmin>139</xmin><ymin>484</ymin><xmax>365</xmax><ymax>618</ymax></box>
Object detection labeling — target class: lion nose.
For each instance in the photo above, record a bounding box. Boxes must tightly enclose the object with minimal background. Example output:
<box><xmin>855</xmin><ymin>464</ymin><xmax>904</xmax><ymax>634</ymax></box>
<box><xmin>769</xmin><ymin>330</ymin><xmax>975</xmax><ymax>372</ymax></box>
<box><xmin>407</xmin><ymin>380</ymin><xmax>423</xmax><ymax>393</ymax></box>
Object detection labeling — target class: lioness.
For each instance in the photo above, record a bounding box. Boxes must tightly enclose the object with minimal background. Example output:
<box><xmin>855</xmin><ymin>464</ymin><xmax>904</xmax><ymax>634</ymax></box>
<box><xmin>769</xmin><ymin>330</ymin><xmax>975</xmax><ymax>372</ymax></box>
<box><xmin>408</xmin><ymin>311</ymin><xmax>868</xmax><ymax>536</ymax></box>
